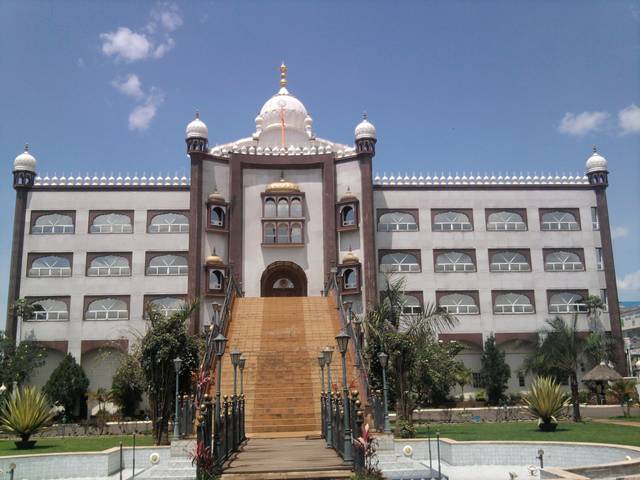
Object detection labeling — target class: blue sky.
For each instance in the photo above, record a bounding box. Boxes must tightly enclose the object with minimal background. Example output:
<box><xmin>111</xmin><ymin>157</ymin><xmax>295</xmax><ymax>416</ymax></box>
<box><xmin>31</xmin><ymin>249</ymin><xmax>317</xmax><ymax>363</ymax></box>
<box><xmin>0</xmin><ymin>0</ymin><xmax>639</xmax><ymax>319</ymax></box>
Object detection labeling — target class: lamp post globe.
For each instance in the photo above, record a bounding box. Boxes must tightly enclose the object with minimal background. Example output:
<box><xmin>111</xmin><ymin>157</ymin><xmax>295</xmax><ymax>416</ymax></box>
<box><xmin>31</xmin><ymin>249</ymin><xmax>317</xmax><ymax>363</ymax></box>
<box><xmin>214</xmin><ymin>334</ymin><xmax>227</xmax><ymax>357</ymax></box>
<box><xmin>377</xmin><ymin>351</ymin><xmax>388</xmax><ymax>368</ymax></box>
<box><xmin>238</xmin><ymin>356</ymin><xmax>246</xmax><ymax>395</ymax></box>
<box><xmin>323</xmin><ymin>345</ymin><xmax>333</xmax><ymax>365</ymax></box>
<box><xmin>230</xmin><ymin>348</ymin><xmax>241</xmax><ymax>396</ymax></box>
<box><xmin>336</xmin><ymin>331</ymin><xmax>350</xmax><ymax>354</ymax></box>
<box><xmin>213</xmin><ymin>334</ymin><xmax>226</xmax><ymax>458</ymax></box>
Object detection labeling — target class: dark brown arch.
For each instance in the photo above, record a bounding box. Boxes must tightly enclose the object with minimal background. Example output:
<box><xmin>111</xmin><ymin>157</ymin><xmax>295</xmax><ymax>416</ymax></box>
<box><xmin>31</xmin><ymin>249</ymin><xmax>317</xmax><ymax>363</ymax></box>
<box><xmin>260</xmin><ymin>261</ymin><xmax>308</xmax><ymax>297</ymax></box>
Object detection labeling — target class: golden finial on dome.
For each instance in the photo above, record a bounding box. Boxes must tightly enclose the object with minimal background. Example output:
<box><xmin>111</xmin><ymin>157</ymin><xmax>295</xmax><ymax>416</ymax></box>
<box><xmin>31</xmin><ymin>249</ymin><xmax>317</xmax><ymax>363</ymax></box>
<box><xmin>342</xmin><ymin>246</ymin><xmax>360</xmax><ymax>265</ymax></box>
<box><xmin>280</xmin><ymin>62</ymin><xmax>287</xmax><ymax>88</ymax></box>
<box><xmin>206</xmin><ymin>248</ymin><xmax>224</xmax><ymax>267</ymax></box>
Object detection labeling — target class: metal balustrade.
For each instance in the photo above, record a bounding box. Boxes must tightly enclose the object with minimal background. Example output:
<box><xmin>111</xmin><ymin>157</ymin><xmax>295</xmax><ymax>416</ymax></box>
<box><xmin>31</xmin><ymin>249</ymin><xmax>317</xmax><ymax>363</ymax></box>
<box><xmin>320</xmin><ymin>389</ymin><xmax>366</xmax><ymax>471</ymax></box>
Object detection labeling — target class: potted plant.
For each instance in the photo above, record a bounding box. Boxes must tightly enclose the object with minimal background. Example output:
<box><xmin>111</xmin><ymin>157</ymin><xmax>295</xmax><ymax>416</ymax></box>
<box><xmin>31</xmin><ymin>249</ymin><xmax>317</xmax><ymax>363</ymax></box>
<box><xmin>0</xmin><ymin>386</ymin><xmax>55</xmax><ymax>449</ymax></box>
<box><xmin>523</xmin><ymin>376</ymin><xmax>569</xmax><ymax>432</ymax></box>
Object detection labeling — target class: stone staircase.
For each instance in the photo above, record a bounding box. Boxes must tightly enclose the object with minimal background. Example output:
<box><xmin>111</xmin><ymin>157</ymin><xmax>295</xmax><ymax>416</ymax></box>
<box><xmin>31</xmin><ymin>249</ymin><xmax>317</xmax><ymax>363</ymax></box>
<box><xmin>216</xmin><ymin>296</ymin><xmax>356</xmax><ymax>436</ymax></box>
<box><xmin>136</xmin><ymin>440</ymin><xmax>196</xmax><ymax>480</ymax></box>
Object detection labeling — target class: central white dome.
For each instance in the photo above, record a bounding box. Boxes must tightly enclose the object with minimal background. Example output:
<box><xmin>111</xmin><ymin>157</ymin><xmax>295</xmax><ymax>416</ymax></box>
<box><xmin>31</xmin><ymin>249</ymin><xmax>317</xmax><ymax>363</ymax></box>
<box><xmin>253</xmin><ymin>64</ymin><xmax>314</xmax><ymax>147</ymax></box>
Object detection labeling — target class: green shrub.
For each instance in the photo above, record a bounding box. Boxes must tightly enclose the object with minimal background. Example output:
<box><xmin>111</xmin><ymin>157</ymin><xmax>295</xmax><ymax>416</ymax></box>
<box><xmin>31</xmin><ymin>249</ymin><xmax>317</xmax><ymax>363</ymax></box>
<box><xmin>480</xmin><ymin>335</ymin><xmax>511</xmax><ymax>405</ymax></box>
<box><xmin>474</xmin><ymin>389</ymin><xmax>487</xmax><ymax>402</ymax></box>
<box><xmin>396</xmin><ymin>419</ymin><xmax>416</xmax><ymax>438</ymax></box>
<box><xmin>111</xmin><ymin>355</ymin><xmax>145</xmax><ymax>418</ymax></box>
<box><xmin>0</xmin><ymin>386</ymin><xmax>54</xmax><ymax>446</ymax></box>
<box><xmin>43</xmin><ymin>353</ymin><xmax>89</xmax><ymax>419</ymax></box>
<box><xmin>523</xmin><ymin>376</ymin><xmax>569</xmax><ymax>431</ymax></box>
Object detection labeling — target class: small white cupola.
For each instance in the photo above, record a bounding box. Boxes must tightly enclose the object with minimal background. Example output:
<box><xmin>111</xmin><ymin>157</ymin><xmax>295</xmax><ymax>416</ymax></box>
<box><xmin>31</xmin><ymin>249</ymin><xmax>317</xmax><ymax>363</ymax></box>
<box><xmin>354</xmin><ymin>112</ymin><xmax>376</xmax><ymax>141</ymax></box>
<box><xmin>586</xmin><ymin>145</ymin><xmax>608</xmax><ymax>173</ymax></box>
<box><xmin>186</xmin><ymin>111</ymin><xmax>209</xmax><ymax>139</ymax></box>
<box><xmin>13</xmin><ymin>144</ymin><xmax>37</xmax><ymax>173</ymax></box>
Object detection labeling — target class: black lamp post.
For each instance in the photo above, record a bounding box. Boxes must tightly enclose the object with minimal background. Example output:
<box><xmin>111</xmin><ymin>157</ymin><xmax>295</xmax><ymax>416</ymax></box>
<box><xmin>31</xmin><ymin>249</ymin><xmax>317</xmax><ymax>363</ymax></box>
<box><xmin>238</xmin><ymin>356</ymin><xmax>246</xmax><ymax>395</ymax></box>
<box><xmin>323</xmin><ymin>346</ymin><xmax>333</xmax><ymax>448</ymax></box>
<box><xmin>173</xmin><ymin>357</ymin><xmax>183</xmax><ymax>438</ymax></box>
<box><xmin>377</xmin><ymin>351</ymin><xmax>391</xmax><ymax>433</ymax></box>
<box><xmin>336</xmin><ymin>331</ymin><xmax>352</xmax><ymax>465</ymax></box>
<box><xmin>230</xmin><ymin>348</ymin><xmax>242</xmax><ymax>396</ymax></box>
<box><xmin>213</xmin><ymin>333</ymin><xmax>227</xmax><ymax>457</ymax></box>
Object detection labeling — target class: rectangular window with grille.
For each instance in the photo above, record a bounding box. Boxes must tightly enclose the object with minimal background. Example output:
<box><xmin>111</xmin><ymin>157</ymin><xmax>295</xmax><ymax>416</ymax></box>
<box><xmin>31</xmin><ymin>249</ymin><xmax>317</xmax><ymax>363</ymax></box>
<box><xmin>596</xmin><ymin>248</ymin><xmax>604</xmax><ymax>271</ymax></box>
<box><xmin>591</xmin><ymin>207</ymin><xmax>599</xmax><ymax>230</ymax></box>
<box><xmin>518</xmin><ymin>372</ymin><xmax>525</xmax><ymax>387</ymax></box>
<box><xmin>472</xmin><ymin>372</ymin><xmax>482</xmax><ymax>388</ymax></box>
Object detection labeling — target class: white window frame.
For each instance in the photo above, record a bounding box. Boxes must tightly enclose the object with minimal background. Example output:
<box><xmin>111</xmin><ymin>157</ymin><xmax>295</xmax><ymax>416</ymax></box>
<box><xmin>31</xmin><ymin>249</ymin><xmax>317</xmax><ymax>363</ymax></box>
<box><xmin>548</xmin><ymin>292</ymin><xmax>587</xmax><ymax>314</ymax></box>
<box><xmin>90</xmin><ymin>213</ymin><xmax>133</xmax><ymax>234</ymax></box>
<box><xmin>341</xmin><ymin>206</ymin><xmax>356</xmax><ymax>227</ymax></box>
<box><xmin>379</xmin><ymin>253</ymin><xmax>420</xmax><ymax>273</ymax></box>
<box><xmin>32</xmin><ymin>213</ymin><xmax>74</xmax><ymax>234</ymax></box>
<box><xmin>29</xmin><ymin>256</ymin><xmax>72</xmax><ymax>277</ymax></box>
<box><xmin>149</xmin><ymin>297</ymin><xmax>186</xmax><ymax>317</ymax></box>
<box><xmin>149</xmin><ymin>213</ymin><xmax>189</xmax><ymax>233</ymax></box>
<box><xmin>402</xmin><ymin>295</ymin><xmax>423</xmax><ymax>315</ymax></box>
<box><xmin>545</xmin><ymin>251</ymin><xmax>584</xmax><ymax>271</ymax></box>
<box><xmin>87</xmin><ymin>255</ymin><xmax>130</xmax><ymax>277</ymax></box>
<box><xmin>541</xmin><ymin>211</ymin><xmax>579</xmax><ymax>231</ymax></box>
<box><xmin>378</xmin><ymin>212</ymin><xmax>418</xmax><ymax>232</ymax></box>
<box><xmin>147</xmin><ymin>254</ymin><xmax>188</xmax><ymax>276</ymax></box>
<box><xmin>433</xmin><ymin>211</ymin><xmax>472</xmax><ymax>232</ymax></box>
<box><xmin>85</xmin><ymin>298</ymin><xmax>129</xmax><ymax>321</ymax></box>
<box><xmin>591</xmin><ymin>207</ymin><xmax>599</xmax><ymax>231</ymax></box>
<box><xmin>435</xmin><ymin>252</ymin><xmax>475</xmax><ymax>272</ymax></box>
<box><xmin>439</xmin><ymin>293</ymin><xmax>479</xmax><ymax>315</ymax></box>
<box><xmin>30</xmin><ymin>299</ymin><xmax>69</xmax><ymax>321</ymax></box>
<box><xmin>210</xmin><ymin>207</ymin><xmax>225</xmax><ymax>227</ymax></box>
<box><xmin>487</xmin><ymin>211</ymin><xmax>527</xmax><ymax>231</ymax></box>
<box><xmin>489</xmin><ymin>251</ymin><xmax>530</xmax><ymax>272</ymax></box>
<box><xmin>493</xmin><ymin>293</ymin><xmax>534</xmax><ymax>314</ymax></box>
<box><xmin>596</xmin><ymin>248</ymin><xmax>604</xmax><ymax>271</ymax></box>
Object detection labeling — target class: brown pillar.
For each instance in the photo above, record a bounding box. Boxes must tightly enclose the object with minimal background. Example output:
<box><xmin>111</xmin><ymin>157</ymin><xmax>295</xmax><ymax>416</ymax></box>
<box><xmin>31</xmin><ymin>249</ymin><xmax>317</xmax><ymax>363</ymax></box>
<box><xmin>228</xmin><ymin>157</ymin><xmax>243</xmax><ymax>286</ymax></box>
<box><xmin>6</xmin><ymin>188</ymin><xmax>28</xmax><ymax>340</ymax></box>
<box><xmin>187</xmin><ymin>155</ymin><xmax>204</xmax><ymax>334</ymax></box>
<box><xmin>359</xmin><ymin>155</ymin><xmax>377</xmax><ymax>308</ymax></box>
<box><xmin>595</xmin><ymin>187</ymin><xmax>627</xmax><ymax>375</ymax></box>
<box><xmin>323</xmin><ymin>161</ymin><xmax>336</xmax><ymax>283</ymax></box>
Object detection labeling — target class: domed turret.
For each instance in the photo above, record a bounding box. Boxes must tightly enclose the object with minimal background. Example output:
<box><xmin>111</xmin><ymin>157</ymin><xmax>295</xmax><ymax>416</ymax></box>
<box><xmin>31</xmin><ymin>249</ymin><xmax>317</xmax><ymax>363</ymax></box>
<box><xmin>13</xmin><ymin>144</ymin><xmax>36</xmax><ymax>173</ymax></box>
<box><xmin>205</xmin><ymin>250</ymin><xmax>224</xmax><ymax>267</ymax></box>
<box><xmin>354</xmin><ymin>113</ymin><xmax>377</xmax><ymax>155</ymax></box>
<box><xmin>342</xmin><ymin>247</ymin><xmax>360</xmax><ymax>265</ymax></box>
<box><xmin>586</xmin><ymin>145</ymin><xmax>609</xmax><ymax>187</ymax></box>
<box><xmin>13</xmin><ymin>144</ymin><xmax>37</xmax><ymax>189</ymax></box>
<box><xmin>185</xmin><ymin>112</ymin><xmax>208</xmax><ymax>153</ymax></box>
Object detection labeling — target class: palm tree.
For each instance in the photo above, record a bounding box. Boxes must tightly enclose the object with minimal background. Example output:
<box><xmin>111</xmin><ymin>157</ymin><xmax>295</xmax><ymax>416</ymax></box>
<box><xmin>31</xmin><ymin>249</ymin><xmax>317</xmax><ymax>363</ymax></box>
<box><xmin>524</xmin><ymin>316</ymin><xmax>590</xmax><ymax>422</ymax></box>
<box><xmin>365</xmin><ymin>275</ymin><xmax>457</xmax><ymax>424</ymax></box>
<box><xmin>608</xmin><ymin>379</ymin><xmax>637</xmax><ymax>418</ymax></box>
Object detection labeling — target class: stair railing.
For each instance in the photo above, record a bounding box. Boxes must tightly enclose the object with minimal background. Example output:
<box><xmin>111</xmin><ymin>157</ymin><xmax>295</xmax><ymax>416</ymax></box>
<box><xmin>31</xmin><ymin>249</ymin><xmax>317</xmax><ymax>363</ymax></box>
<box><xmin>323</xmin><ymin>272</ymin><xmax>371</xmax><ymax>401</ymax></box>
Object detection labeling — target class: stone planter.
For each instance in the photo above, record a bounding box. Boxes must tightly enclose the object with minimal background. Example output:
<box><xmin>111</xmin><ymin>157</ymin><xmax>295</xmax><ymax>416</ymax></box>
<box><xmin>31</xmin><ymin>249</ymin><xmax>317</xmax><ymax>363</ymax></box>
<box><xmin>538</xmin><ymin>421</ymin><xmax>558</xmax><ymax>432</ymax></box>
<box><xmin>14</xmin><ymin>440</ymin><xmax>37</xmax><ymax>449</ymax></box>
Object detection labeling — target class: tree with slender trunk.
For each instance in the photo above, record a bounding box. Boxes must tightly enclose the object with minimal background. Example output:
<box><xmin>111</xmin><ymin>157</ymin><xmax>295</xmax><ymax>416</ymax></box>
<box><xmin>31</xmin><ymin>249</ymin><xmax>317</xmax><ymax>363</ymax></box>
<box><xmin>364</xmin><ymin>275</ymin><xmax>457</xmax><ymax>428</ymax></box>
<box><xmin>525</xmin><ymin>316</ymin><xmax>596</xmax><ymax>422</ymax></box>
<box><xmin>136</xmin><ymin>301</ymin><xmax>200</xmax><ymax>445</ymax></box>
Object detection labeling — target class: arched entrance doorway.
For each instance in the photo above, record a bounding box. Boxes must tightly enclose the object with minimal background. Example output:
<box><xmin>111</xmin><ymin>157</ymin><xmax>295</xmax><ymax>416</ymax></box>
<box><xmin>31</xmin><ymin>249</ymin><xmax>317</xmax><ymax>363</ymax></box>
<box><xmin>261</xmin><ymin>261</ymin><xmax>307</xmax><ymax>297</ymax></box>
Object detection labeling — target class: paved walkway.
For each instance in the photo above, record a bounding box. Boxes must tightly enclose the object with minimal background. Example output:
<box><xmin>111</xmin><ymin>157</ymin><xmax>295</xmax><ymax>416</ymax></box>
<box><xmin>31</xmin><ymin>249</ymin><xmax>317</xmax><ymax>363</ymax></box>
<box><xmin>221</xmin><ymin>437</ymin><xmax>351</xmax><ymax>479</ymax></box>
<box><xmin>593</xmin><ymin>418</ymin><xmax>640</xmax><ymax>427</ymax></box>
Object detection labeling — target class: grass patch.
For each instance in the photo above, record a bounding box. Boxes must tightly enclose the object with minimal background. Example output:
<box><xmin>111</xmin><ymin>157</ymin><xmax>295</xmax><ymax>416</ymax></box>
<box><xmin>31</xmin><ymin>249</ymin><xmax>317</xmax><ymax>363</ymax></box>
<box><xmin>0</xmin><ymin>435</ymin><xmax>154</xmax><ymax>456</ymax></box>
<box><xmin>414</xmin><ymin>421</ymin><xmax>640</xmax><ymax>447</ymax></box>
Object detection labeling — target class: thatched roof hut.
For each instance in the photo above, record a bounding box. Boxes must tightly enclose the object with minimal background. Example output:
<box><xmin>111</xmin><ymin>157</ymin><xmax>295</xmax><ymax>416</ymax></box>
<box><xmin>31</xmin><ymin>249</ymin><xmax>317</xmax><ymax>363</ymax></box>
<box><xmin>583</xmin><ymin>362</ymin><xmax>623</xmax><ymax>382</ymax></box>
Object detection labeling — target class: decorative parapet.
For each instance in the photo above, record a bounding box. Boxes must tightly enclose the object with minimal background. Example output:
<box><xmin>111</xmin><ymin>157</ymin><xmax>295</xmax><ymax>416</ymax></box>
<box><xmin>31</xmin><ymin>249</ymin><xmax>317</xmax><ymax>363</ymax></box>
<box><xmin>209</xmin><ymin>140</ymin><xmax>357</xmax><ymax>159</ymax></box>
<box><xmin>33</xmin><ymin>174</ymin><xmax>190</xmax><ymax>187</ymax></box>
<box><xmin>373</xmin><ymin>172</ymin><xmax>590</xmax><ymax>186</ymax></box>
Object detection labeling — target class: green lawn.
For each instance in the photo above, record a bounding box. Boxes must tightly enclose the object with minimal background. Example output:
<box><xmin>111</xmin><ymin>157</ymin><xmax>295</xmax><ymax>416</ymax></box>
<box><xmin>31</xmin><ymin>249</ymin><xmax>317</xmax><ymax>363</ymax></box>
<box><xmin>609</xmin><ymin>416</ymin><xmax>640</xmax><ymax>422</ymax></box>
<box><xmin>0</xmin><ymin>435</ymin><xmax>154</xmax><ymax>456</ymax></box>
<box><xmin>414</xmin><ymin>421</ymin><xmax>640</xmax><ymax>447</ymax></box>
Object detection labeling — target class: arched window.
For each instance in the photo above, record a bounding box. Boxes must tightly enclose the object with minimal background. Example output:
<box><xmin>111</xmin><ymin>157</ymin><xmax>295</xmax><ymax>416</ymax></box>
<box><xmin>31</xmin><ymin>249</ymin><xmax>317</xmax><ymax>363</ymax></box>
<box><xmin>209</xmin><ymin>270</ymin><xmax>224</xmax><ymax>290</ymax></box>
<box><xmin>402</xmin><ymin>295</ymin><xmax>423</xmax><ymax>315</ymax></box>
<box><xmin>211</xmin><ymin>207</ymin><xmax>225</xmax><ymax>227</ymax></box>
<box><xmin>290</xmin><ymin>222</ymin><xmax>303</xmax><ymax>243</ymax></box>
<box><xmin>86</xmin><ymin>298</ymin><xmax>129</xmax><ymax>320</ymax></box>
<box><xmin>277</xmin><ymin>198</ymin><xmax>289</xmax><ymax>217</ymax></box>
<box><xmin>31</xmin><ymin>299</ymin><xmax>69</xmax><ymax>321</ymax></box>
<box><xmin>438</xmin><ymin>293</ymin><xmax>479</xmax><ymax>314</ymax></box>
<box><xmin>277</xmin><ymin>223</ymin><xmax>289</xmax><ymax>243</ymax></box>
<box><xmin>541</xmin><ymin>210</ymin><xmax>580</xmax><ymax>231</ymax></box>
<box><xmin>489</xmin><ymin>251</ymin><xmax>531</xmax><ymax>272</ymax></box>
<box><xmin>341</xmin><ymin>206</ymin><xmax>356</xmax><ymax>227</ymax></box>
<box><xmin>263</xmin><ymin>223</ymin><xmax>276</xmax><ymax>244</ymax></box>
<box><xmin>90</xmin><ymin>213</ymin><xmax>132</xmax><ymax>234</ymax></box>
<box><xmin>378</xmin><ymin>212</ymin><xmax>418</xmax><ymax>232</ymax></box>
<box><xmin>149</xmin><ymin>212</ymin><xmax>189</xmax><ymax>233</ymax></box>
<box><xmin>487</xmin><ymin>211</ymin><xmax>526</xmax><ymax>231</ymax></box>
<box><xmin>264</xmin><ymin>198</ymin><xmax>277</xmax><ymax>217</ymax></box>
<box><xmin>433</xmin><ymin>211</ymin><xmax>472</xmax><ymax>231</ymax></box>
<box><xmin>549</xmin><ymin>292</ymin><xmax>587</xmax><ymax>313</ymax></box>
<box><xmin>290</xmin><ymin>198</ymin><xmax>303</xmax><ymax>218</ymax></box>
<box><xmin>149</xmin><ymin>297</ymin><xmax>186</xmax><ymax>317</ymax></box>
<box><xmin>494</xmin><ymin>292</ymin><xmax>534</xmax><ymax>314</ymax></box>
<box><xmin>273</xmin><ymin>278</ymin><xmax>294</xmax><ymax>289</ymax></box>
<box><xmin>544</xmin><ymin>251</ymin><xmax>584</xmax><ymax>271</ymax></box>
<box><xmin>147</xmin><ymin>254</ymin><xmax>188</xmax><ymax>276</ymax></box>
<box><xmin>87</xmin><ymin>255</ymin><xmax>130</xmax><ymax>277</ymax></box>
<box><xmin>379</xmin><ymin>252</ymin><xmax>420</xmax><ymax>273</ymax></box>
<box><xmin>435</xmin><ymin>252</ymin><xmax>475</xmax><ymax>272</ymax></box>
<box><xmin>29</xmin><ymin>255</ymin><xmax>71</xmax><ymax>277</ymax></box>
<box><xmin>343</xmin><ymin>268</ymin><xmax>358</xmax><ymax>289</ymax></box>
<box><xmin>32</xmin><ymin>213</ymin><xmax>74</xmax><ymax>234</ymax></box>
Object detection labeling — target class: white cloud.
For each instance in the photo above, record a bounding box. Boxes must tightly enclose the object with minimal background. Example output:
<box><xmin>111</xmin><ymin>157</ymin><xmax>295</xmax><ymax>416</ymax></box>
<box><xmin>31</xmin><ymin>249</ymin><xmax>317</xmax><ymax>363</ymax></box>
<box><xmin>618</xmin><ymin>104</ymin><xmax>640</xmax><ymax>135</ymax></box>
<box><xmin>128</xmin><ymin>88</ymin><xmax>165</xmax><ymax>131</ymax></box>
<box><xmin>612</xmin><ymin>226</ymin><xmax>630</xmax><ymax>239</ymax></box>
<box><xmin>152</xmin><ymin>38</ymin><xmax>175</xmax><ymax>59</ymax></box>
<box><xmin>112</xmin><ymin>74</ymin><xmax>144</xmax><ymax>98</ymax></box>
<box><xmin>558</xmin><ymin>111</ymin><xmax>609</xmax><ymax>136</ymax></box>
<box><xmin>151</xmin><ymin>3</ymin><xmax>183</xmax><ymax>31</ymax></box>
<box><xmin>100</xmin><ymin>27</ymin><xmax>152</xmax><ymax>62</ymax></box>
<box><xmin>618</xmin><ymin>270</ymin><xmax>640</xmax><ymax>291</ymax></box>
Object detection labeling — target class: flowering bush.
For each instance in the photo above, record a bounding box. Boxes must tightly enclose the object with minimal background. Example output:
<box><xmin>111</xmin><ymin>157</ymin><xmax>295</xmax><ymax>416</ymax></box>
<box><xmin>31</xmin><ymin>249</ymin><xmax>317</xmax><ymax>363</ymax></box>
<box><xmin>353</xmin><ymin>423</ymin><xmax>384</xmax><ymax>480</ymax></box>
<box><xmin>190</xmin><ymin>441</ymin><xmax>220</xmax><ymax>480</ymax></box>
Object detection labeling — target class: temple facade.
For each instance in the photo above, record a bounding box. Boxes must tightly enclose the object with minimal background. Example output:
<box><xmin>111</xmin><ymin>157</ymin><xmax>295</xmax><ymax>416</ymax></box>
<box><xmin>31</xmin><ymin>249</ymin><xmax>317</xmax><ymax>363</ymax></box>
<box><xmin>7</xmin><ymin>64</ymin><xmax>624</xmax><ymax>394</ymax></box>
